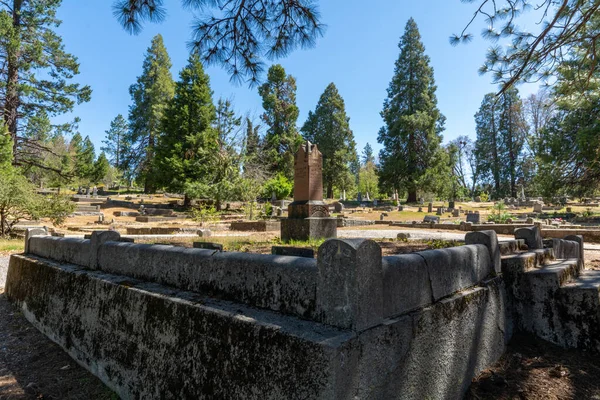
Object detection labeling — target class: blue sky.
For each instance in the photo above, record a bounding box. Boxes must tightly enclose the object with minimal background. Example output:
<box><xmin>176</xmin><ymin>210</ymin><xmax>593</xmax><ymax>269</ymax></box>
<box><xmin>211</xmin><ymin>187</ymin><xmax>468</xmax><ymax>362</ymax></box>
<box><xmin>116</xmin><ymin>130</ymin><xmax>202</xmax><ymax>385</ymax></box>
<box><xmin>55</xmin><ymin>0</ymin><xmax>540</xmax><ymax>156</ymax></box>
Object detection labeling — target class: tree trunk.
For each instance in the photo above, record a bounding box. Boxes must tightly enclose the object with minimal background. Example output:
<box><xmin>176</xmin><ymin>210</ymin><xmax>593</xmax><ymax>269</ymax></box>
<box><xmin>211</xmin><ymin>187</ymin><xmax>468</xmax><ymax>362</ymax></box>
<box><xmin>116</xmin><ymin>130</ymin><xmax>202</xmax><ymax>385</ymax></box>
<box><xmin>326</xmin><ymin>185</ymin><xmax>333</xmax><ymax>200</ymax></box>
<box><xmin>5</xmin><ymin>3</ymin><xmax>22</xmax><ymax>161</ymax></box>
<box><xmin>183</xmin><ymin>194</ymin><xmax>191</xmax><ymax>208</ymax></box>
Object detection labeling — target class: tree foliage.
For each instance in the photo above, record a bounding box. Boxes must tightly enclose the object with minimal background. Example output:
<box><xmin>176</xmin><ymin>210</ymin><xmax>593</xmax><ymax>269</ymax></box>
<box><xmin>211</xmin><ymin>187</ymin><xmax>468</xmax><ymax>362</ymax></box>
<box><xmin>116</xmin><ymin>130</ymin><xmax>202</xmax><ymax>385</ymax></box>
<box><xmin>378</xmin><ymin>18</ymin><xmax>445</xmax><ymax>203</ymax></box>
<box><xmin>451</xmin><ymin>0</ymin><xmax>600</xmax><ymax>92</ymax></box>
<box><xmin>0</xmin><ymin>164</ymin><xmax>74</xmax><ymax>236</ymax></box>
<box><xmin>154</xmin><ymin>53</ymin><xmax>222</xmax><ymax>205</ymax></box>
<box><xmin>113</xmin><ymin>0</ymin><xmax>324</xmax><ymax>84</ymax></box>
<box><xmin>0</xmin><ymin>0</ymin><xmax>91</xmax><ymax>170</ymax></box>
<box><xmin>125</xmin><ymin>34</ymin><xmax>174</xmax><ymax>192</ymax></box>
<box><xmin>474</xmin><ymin>88</ymin><xmax>529</xmax><ymax>198</ymax></box>
<box><xmin>101</xmin><ymin>114</ymin><xmax>129</xmax><ymax>169</ymax></box>
<box><xmin>258</xmin><ymin>64</ymin><xmax>302</xmax><ymax>179</ymax></box>
<box><xmin>301</xmin><ymin>83</ymin><xmax>357</xmax><ymax>199</ymax></box>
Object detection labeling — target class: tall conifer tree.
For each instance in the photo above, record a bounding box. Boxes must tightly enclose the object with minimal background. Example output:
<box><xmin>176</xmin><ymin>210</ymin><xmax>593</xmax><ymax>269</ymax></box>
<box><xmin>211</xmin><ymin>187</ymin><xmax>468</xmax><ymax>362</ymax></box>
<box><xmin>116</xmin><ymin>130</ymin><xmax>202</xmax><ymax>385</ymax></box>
<box><xmin>301</xmin><ymin>83</ymin><xmax>357</xmax><ymax>199</ymax></box>
<box><xmin>101</xmin><ymin>114</ymin><xmax>129</xmax><ymax>169</ymax></box>
<box><xmin>378</xmin><ymin>18</ymin><xmax>445</xmax><ymax>203</ymax></box>
<box><xmin>0</xmin><ymin>0</ymin><xmax>91</xmax><ymax>168</ymax></box>
<box><xmin>258</xmin><ymin>64</ymin><xmax>302</xmax><ymax>179</ymax></box>
<box><xmin>154</xmin><ymin>53</ymin><xmax>217</xmax><ymax>202</ymax></box>
<box><xmin>125</xmin><ymin>34</ymin><xmax>174</xmax><ymax>192</ymax></box>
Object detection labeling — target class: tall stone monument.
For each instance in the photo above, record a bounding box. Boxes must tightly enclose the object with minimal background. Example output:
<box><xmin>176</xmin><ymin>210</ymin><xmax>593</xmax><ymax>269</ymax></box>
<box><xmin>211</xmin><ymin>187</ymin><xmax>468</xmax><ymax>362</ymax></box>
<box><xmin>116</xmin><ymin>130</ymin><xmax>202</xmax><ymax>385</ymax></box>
<box><xmin>281</xmin><ymin>141</ymin><xmax>337</xmax><ymax>242</ymax></box>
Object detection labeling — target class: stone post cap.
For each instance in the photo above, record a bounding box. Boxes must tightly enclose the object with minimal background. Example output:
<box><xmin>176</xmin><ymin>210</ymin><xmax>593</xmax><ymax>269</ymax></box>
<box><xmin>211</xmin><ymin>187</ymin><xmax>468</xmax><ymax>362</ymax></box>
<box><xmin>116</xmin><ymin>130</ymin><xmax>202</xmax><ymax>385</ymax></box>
<box><xmin>316</xmin><ymin>238</ymin><xmax>383</xmax><ymax>332</ymax></box>
<box><xmin>24</xmin><ymin>227</ymin><xmax>49</xmax><ymax>254</ymax></box>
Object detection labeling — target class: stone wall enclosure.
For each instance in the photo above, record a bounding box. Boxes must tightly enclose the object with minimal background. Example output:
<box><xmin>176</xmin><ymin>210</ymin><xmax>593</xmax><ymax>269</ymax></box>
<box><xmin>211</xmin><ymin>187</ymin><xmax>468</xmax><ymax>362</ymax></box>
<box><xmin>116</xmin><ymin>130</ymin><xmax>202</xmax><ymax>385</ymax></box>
<box><xmin>5</xmin><ymin>228</ymin><xmax>594</xmax><ymax>399</ymax></box>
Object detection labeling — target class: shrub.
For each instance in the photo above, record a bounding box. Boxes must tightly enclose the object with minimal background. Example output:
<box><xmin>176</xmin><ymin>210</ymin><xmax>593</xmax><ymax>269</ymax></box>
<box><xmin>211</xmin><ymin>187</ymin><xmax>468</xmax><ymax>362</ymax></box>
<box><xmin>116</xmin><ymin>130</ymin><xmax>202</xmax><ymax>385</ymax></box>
<box><xmin>0</xmin><ymin>166</ymin><xmax>75</xmax><ymax>236</ymax></box>
<box><xmin>487</xmin><ymin>202</ymin><xmax>512</xmax><ymax>223</ymax></box>
<box><xmin>261</xmin><ymin>174</ymin><xmax>292</xmax><ymax>200</ymax></box>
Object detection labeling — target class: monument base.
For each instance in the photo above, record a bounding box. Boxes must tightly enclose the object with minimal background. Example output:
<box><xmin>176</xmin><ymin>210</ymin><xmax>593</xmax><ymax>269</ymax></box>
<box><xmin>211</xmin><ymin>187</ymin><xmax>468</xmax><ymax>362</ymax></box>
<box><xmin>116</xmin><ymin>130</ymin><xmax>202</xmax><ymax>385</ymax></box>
<box><xmin>281</xmin><ymin>217</ymin><xmax>337</xmax><ymax>242</ymax></box>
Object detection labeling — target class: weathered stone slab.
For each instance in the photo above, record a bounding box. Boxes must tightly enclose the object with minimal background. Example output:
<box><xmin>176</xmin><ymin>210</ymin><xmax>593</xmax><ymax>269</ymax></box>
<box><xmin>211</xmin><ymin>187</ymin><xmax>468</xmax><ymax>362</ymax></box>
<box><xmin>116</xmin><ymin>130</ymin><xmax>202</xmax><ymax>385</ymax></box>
<box><xmin>418</xmin><ymin>244</ymin><xmax>493</xmax><ymax>301</ymax></box>
<box><xmin>515</xmin><ymin>226</ymin><xmax>543</xmax><ymax>249</ymax></box>
<box><xmin>466</xmin><ymin>213</ymin><xmax>481</xmax><ymax>223</ymax></box>
<box><xmin>465</xmin><ymin>230</ymin><xmax>501</xmax><ymax>273</ymax></box>
<box><xmin>97</xmin><ymin>242</ymin><xmax>318</xmax><ymax>319</ymax></box>
<box><xmin>382</xmin><ymin>254</ymin><xmax>432</xmax><ymax>318</ymax></box>
<box><xmin>24</xmin><ymin>227</ymin><xmax>49</xmax><ymax>254</ymax></box>
<box><xmin>423</xmin><ymin>215</ymin><xmax>440</xmax><ymax>223</ymax></box>
<box><xmin>230</xmin><ymin>221</ymin><xmax>280</xmax><ymax>232</ymax></box>
<box><xmin>28</xmin><ymin>236</ymin><xmax>90</xmax><ymax>267</ymax></box>
<box><xmin>89</xmin><ymin>230</ymin><xmax>121</xmax><ymax>269</ymax></box>
<box><xmin>565</xmin><ymin>234</ymin><xmax>584</xmax><ymax>268</ymax></box>
<box><xmin>135</xmin><ymin>216</ymin><xmax>178</xmax><ymax>223</ymax></box>
<box><xmin>281</xmin><ymin>218</ymin><xmax>337</xmax><ymax>242</ymax></box>
<box><xmin>316</xmin><ymin>239</ymin><xmax>383</xmax><ymax>331</ymax></box>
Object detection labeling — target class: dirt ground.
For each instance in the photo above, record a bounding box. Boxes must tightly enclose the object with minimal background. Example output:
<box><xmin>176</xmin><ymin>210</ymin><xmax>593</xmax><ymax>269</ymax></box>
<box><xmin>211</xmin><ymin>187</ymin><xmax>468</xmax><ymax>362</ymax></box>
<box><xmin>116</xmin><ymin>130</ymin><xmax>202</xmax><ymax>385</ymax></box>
<box><xmin>0</xmin><ymin>290</ymin><xmax>116</xmax><ymax>399</ymax></box>
<box><xmin>468</xmin><ymin>333</ymin><xmax>600</xmax><ymax>399</ymax></box>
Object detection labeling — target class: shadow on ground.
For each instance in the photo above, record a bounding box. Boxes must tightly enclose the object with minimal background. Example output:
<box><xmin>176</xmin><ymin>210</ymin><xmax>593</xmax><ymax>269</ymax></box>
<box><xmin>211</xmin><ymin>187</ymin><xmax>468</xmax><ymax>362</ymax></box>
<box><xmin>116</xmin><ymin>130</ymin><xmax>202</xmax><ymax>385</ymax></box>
<box><xmin>0</xmin><ymin>292</ymin><xmax>116</xmax><ymax>400</ymax></box>
<box><xmin>468</xmin><ymin>332</ymin><xmax>600</xmax><ymax>399</ymax></box>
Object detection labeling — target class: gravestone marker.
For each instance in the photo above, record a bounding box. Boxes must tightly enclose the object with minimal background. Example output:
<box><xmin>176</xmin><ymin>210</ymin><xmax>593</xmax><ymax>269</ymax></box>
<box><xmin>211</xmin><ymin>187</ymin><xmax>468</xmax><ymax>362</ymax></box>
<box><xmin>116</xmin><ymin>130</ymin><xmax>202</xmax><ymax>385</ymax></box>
<box><xmin>428</xmin><ymin>202</ymin><xmax>433</xmax><ymax>213</ymax></box>
<box><xmin>281</xmin><ymin>142</ymin><xmax>337</xmax><ymax>241</ymax></box>
<box><xmin>466</xmin><ymin>213</ymin><xmax>481</xmax><ymax>223</ymax></box>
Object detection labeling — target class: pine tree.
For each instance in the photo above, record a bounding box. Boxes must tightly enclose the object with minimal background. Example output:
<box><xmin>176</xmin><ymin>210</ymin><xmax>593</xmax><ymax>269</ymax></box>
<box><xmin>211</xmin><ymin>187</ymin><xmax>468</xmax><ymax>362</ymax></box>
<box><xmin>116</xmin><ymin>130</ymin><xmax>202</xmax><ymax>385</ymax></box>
<box><xmin>378</xmin><ymin>18</ymin><xmax>445</xmax><ymax>203</ymax></box>
<box><xmin>154</xmin><ymin>53</ymin><xmax>217</xmax><ymax>203</ymax></box>
<box><xmin>474</xmin><ymin>94</ymin><xmax>501</xmax><ymax>196</ymax></box>
<box><xmin>101</xmin><ymin>114</ymin><xmax>129</xmax><ymax>169</ymax></box>
<box><xmin>126</xmin><ymin>34</ymin><xmax>175</xmax><ymax>193</ymax></box>
<box><xmin>301</xmin><ymin>83</ymin><xmax>357</xmax><ymax>199</ymax></box>
<box><xmin>498</xmin><ymin>88</ymin><xmax>528</xmax><ymax>198</ymax></box>
<box><xmin>258</xmin><ymin>64</ymin><xmax>302</xmax><ymax>179</ymax></box>
<box><xmin>362</xmin><ymin>143</ymin><xmax>375</xmax><ymax>165</ymax></box>
<box><xmin>474</xmin><ymin>89</ymin><xmax>528</xmax><ymax>199</ymax></box>
<box><xmin>0</xmin><ymin>0</ymin><xmax>91</xmax><ymax>167</ymax></box>
<box><xmin>245</xmin><ymin>117</ymin><xmax>260</xmax><ymax>160</ymax></box>
<box><xmin>69</xmin><ymin>133</ymin><xmax>96</xmax><ymax>187</ymax></box>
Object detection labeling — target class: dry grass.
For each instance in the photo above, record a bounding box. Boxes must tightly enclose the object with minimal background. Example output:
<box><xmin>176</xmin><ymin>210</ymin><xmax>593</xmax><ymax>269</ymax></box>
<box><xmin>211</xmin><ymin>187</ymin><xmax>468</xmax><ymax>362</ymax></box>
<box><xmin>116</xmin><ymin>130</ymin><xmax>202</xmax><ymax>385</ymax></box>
<box><xmin>0</xmin><ymin>239</ymin><xmax>23</xmax><ymax>255</ymax></box>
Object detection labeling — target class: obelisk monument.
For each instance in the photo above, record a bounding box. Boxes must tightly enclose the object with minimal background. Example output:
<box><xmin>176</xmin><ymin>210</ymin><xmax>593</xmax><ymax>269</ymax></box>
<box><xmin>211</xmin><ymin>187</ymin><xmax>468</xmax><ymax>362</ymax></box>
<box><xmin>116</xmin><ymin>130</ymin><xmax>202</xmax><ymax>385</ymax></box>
<box><xmin>281</xmin><ymin>141</ymin><xmax>337</xmax><ymax>241</ymax></box>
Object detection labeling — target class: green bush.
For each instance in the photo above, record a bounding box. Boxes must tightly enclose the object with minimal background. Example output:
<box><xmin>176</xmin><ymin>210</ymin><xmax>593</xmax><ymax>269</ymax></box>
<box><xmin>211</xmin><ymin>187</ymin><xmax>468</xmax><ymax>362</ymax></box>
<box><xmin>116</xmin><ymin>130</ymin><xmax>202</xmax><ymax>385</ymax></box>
<box><xmin>261</xmin><ymin>174</ymin><xmax>293</xmax><ymax>200</ymax></box>
<box><xmin>479</xmin><ymin>191</ymin><xmax>490</xmax><ymax>202</ymax></box>
<box><xmin>487</xmin><ymin>202</ymin><xmax>512</xmax><ymax>223</ymax></box>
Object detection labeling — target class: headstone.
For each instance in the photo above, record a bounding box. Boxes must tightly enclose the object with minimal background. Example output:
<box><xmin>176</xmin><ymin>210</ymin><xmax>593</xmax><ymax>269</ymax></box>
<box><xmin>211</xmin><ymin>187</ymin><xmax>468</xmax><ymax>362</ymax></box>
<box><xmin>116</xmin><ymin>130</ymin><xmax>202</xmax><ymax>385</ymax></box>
<box><xmin>398</xmin><ymin>205</ymin><xmax>404</xmax><ymax>212</ymax></box>
<box><xmin>452</xmin><ymin>209</ymin><xmax>460</xmax><ymax>217</ymax></box>
<box><xmin>474</xmin><ymin>196</ymin><xmax>481</xmax><ymax>202</ymax></box>
<box><xmin>197</xmin><ymin>229</ymin><xmax>212</xmax><ymax>237</ymax></box>
<box><xmin>566</xmin><ymin>207</ymin><xmax>573</xmax><ymax>213</ymax></box>
<box><xmin>526</xmin><ymin>217</ymin><xmax>534</xmax><ymax>224</ymax></box>
<box><xmin>448</xmin><ymin>201</ymin><xmax>455</xmax><ymax>210</ymax></box>
<box><xmin>427</xmin><ymin>202</ymin><xmax>433</xmax><ymax>213</ymax></box>
<box><xmin>342</xmin><ymin>190</ymin><xmax>347</xmax><ymax>201</ymax></box>
<box><xmin>436</xmin><ymin>208</ymin><xmax>443</xmax><ymax>216</ymax></box>
<box><xmin>515</xmin><ymin>226</ymin><xmax>543</xmax><ymax>249</ymax></box>
<box><xmin>466</xmin><ymin>213</ymin><xmax>481</xmax><ymax>223</ymax></box>
<box><xmin>281</xmin><ymin>141</ymin><xmax>337</xmax><ymax>241</ymax></box>
<box><xmin>397</xmin><ymin>233</ymin><xmax>411</xmax><ymax>240</ymax></box>
<box><xmin>333</xmin><ymin>202</ymin><xmax>344</xmax><ymax>213</ymax></box>
<box><xmin>418</xmin><ymin>207</ymin><xmax>423</xmax><ymax>212</ymax></box>
<box><xmin>423</xmin><ymin>215</ymin><xmax>440</xmax><ymax>223</ymax></box>
<box><xmin>533</xmin><ymin>203</ymin><xmax>543</xmax><ymax>213</ymax></box>
<box><xmin>92</xmin><ymin>186</ymin><xmax>98</xmax><ymax>197</ymax></box>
